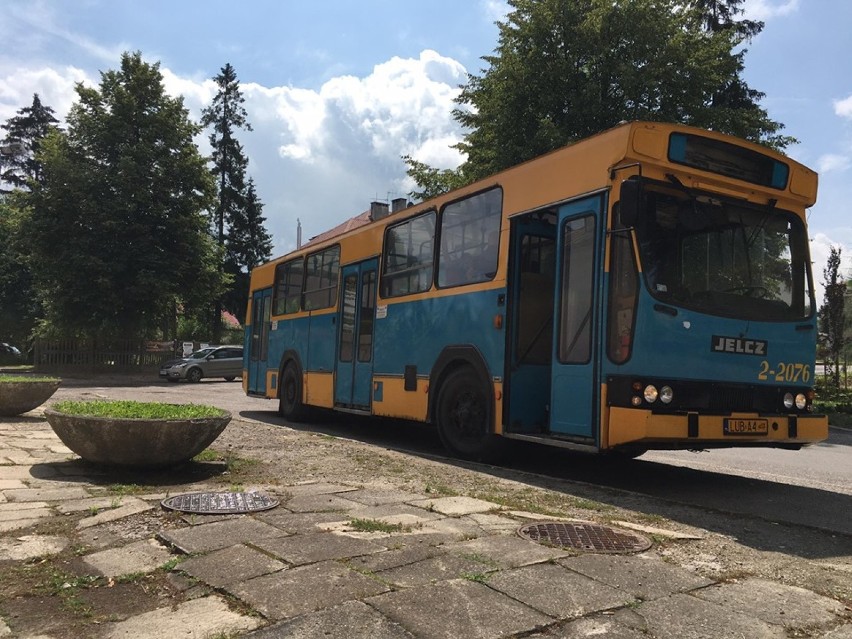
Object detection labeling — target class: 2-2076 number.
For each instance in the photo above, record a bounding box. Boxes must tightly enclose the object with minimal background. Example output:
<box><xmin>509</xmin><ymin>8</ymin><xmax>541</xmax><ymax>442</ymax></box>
<box><xmin>758</xmin><ymin>361</ymin><xmax>811</xmax><ymax>383</ymax></box>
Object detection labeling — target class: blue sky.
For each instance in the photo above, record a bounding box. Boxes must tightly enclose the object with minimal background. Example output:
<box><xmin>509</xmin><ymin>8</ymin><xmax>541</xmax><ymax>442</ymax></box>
<box><xmin>1</xmin><ymin>0</ymin><xmax>850</xmax><ymax>288</ymax></box>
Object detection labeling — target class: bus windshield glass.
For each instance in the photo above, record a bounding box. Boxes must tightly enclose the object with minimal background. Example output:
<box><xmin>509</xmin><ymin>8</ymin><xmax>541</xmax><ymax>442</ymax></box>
<box><xmin>636</xmin><ymin>189</ymin><xmax>813</xmax><ymax>321</ymax></box>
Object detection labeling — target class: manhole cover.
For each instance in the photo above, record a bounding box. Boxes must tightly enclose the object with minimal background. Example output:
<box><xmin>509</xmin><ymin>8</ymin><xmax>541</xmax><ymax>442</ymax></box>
<box><xmin>518</xmin><ymin>521</ymin><xmax>652</xmax><ymax>554</ymax></box>
<box><xmin>161</xmin><ymin>491</ymin><xmax>279</xmax><ymax>514</ymax></box>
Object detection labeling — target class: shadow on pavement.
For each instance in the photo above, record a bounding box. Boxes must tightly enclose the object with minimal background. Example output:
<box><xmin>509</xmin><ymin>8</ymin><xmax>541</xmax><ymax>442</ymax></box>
<box><xmin>27</xmin><ymin>459</ymin><xmax>228</xmax><ymax>488</ymax></box>
<box><xmin>240</xmin><ymin>408</ymin><xmax>852</xmax><ymax>561</ymax></box>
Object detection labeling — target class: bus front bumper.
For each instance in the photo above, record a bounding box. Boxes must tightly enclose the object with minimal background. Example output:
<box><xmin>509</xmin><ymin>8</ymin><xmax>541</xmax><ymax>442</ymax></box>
<box><xmin>607</xmin><ymin>407</ymin><xmax>828</xmax><ymax>449</ymax></box>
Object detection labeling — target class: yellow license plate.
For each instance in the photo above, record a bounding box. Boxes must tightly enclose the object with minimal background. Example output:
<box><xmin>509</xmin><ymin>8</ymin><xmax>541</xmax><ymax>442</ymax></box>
<box><xmin>724</xmin><ymin>418</ymin><xmax>768</xmax><ymax>435</ymax></box>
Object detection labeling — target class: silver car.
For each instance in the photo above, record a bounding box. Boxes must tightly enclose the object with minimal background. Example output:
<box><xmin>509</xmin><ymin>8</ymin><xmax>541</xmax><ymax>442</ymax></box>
<box><xmin>159</xmin><ymin>346</ymin><xmax>243</xmax><ymax>383</ymax></box>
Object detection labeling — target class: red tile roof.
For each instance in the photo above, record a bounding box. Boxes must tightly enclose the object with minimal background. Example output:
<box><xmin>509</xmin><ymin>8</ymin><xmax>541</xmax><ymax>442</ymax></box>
<box><xmin>303</xmin><ymin>209</ymin><xmax>372</xmax><ymax>247</ymax></box>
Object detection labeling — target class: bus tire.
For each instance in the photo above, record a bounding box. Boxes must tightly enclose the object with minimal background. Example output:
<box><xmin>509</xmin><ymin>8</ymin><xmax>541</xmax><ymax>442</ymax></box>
<box><xmin>436</xmin><ymin>366</ymin><xmax>503</xmax><ymax>462</ymax></box>
<box><xmin>278</xmin><ymin>362</ymin><xmax>307</xmax><ymax>422</ymax></box>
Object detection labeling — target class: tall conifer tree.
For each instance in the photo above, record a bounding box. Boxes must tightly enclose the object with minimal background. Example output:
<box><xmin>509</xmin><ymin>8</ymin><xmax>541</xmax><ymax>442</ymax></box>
<box><xmin>820</xmin><ymin>247</ymin><xmax>846</xmax><ymax>389</ymax></box>
<box><xmin>0</xmin><ymin>94</ymin><xmax>60</xmax><ymax>191</ymax></box>
<box><xmin>201</xmin><ymin>63</ymin><xmax>271</xmax><ymax>335</ymax></box>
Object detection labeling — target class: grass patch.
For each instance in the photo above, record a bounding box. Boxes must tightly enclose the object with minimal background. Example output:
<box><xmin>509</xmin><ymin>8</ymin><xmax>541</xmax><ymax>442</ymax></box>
<box><xmin>348</xmin><ymin>518</ymin><xmax>408</xmax><ymax>534</ymax></box>
<box><xmin>192</xmin><ymin>448</ymin><xmax>224</xmax><ymax>462</ymax></box>
<box><xmin>459</xmin><ymin>553</ymin><xmax>499</xmax><ymax>569</ymax></box>
<box><xmin>424</xmin><ymin>483</ymin><xmax>458</xmax><ymax>497</ymax></box>
<box><xmin>0</xmin><ymin>374</ymin><xmax>60</xmax><ymax>382</ymax></box>
<box><xmin>51</xmin><ymin>399</ymin><xmax>226</xmax><ymax>420</ymax></box>
<box><xmin>159</xmin><ymin>556</ymin><xmax>186</xmax><ymax>572</ymax></box>
<box><xmin>115</xmin><ymin>571</ymin><xmax>146</xmax><ymax>584</ymax></box>
<box><xmin>105</xmin><ymin>483</ymin><xmax>142</xmax><ymax>497</ymax></box>
<box><xmin>461</xmin><ymin>571</ymin><xmax>490</xmax><ymax>583</ymax></box>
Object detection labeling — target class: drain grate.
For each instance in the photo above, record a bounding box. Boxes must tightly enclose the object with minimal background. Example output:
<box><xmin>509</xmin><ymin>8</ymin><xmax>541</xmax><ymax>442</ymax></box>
<box><xmin>518</xmin><ymin>521</ymin><xmax>651</xmax><ymax>554</ymax></box>
<box><xmin>161</xmin><ymin>491</ymin><xmax>279</xmax><ymax>514</ymax></box>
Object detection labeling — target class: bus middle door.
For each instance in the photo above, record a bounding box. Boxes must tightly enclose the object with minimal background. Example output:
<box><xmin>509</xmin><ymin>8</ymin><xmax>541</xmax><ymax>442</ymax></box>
<box><xmin>549</xmin><ymin>195</ymin><xmax>602</xmax><ymax>441</ymax></box>
<box><xmin>334</xmin><ymin>259</ymin><xmax>378</xmax><ymax>410</ymax></box>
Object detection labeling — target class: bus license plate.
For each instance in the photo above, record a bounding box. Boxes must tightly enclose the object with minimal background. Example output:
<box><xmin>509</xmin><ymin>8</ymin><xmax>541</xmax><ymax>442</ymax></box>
<box><xmin>724</xmin><ymin>418</ymin><xmax>768</xmax><ymax>436</ymax></box>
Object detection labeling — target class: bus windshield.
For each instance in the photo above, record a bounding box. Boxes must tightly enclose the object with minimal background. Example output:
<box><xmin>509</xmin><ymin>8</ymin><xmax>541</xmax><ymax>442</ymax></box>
<box><xmin>636</xmin><ymin>189</ymin><xmax>813</xmax><ymax>321</ymax></box>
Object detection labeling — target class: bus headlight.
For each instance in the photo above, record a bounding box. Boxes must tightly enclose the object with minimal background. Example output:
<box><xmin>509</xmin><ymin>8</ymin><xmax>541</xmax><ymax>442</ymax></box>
<box><xmin>660</xmin><ymin>386</ymin><xmax>674</xmax><ymax>404</ymax></box>
<box><xmin>644</xmin><ymin>385</ymin><xmax>658</xmax><ymax>403</ymax></box>
<box><xmin>795</xmin><ymin>393</ymin><xmax>807</xmax><ymax>410</ymax></box>
<box><xmin>783</xmin><ymin>392</ymin><xmax>794</xmax><ymax>410</ymax></box>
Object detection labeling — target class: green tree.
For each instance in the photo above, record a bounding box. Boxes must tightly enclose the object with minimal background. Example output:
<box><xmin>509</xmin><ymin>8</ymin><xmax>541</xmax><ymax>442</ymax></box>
<box><xmin>406</xmin><ymin>0</ymin><xmax>792</xmax><ymax>195</ymax></box>
<box><xmin>0</xmin><ymin>93</ymin><xmax>61</xmax><ymax>191</ymax></box>
<box><xmin>402</xmin><ymin>155</ymin><xmax>470</xmax><ymax>202</ymax></box>
<box><xmin>694</xmin><ymin>0</ymin><xmax>795</xmax><ymax>148</ymax></box>
<box><xmin>819</xmin><ymin>246</ymin><xmax>846</xmax><ymax>389</ymax></box>
<box><xmin>695</xmin><ymin>0</ymin><xmax>762</xmax><ymax>38</ymax></box>
<box><xmin>26</xmin><ymin>51</ymin><xmax>224</xmax><ymax>338</ymax></box>
<box><xmin>0</xmin><ymin>95</ymin><xmax>60</xmax><ymax>346</ymax></box>
<box><xmin>0</xmin><ymin>193</ymin><xmax>38</xmax><ymax>349</ymax></box>
<box><xmin>223</xmin><ymin>178</ymin><xmax>273</xmax><ymax>320</ymax></box>
<box><xmin>201</xmin><ymin>63</ymin><xmax>270</xmax><ymax>338</ymax></box>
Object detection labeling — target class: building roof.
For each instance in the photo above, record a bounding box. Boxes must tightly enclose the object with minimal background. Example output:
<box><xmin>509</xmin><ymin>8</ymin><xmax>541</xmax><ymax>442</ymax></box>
<box><xmin>303</xmin><ymin>210</ymin><xmax>372</xmax><ymax>247</ymax></box>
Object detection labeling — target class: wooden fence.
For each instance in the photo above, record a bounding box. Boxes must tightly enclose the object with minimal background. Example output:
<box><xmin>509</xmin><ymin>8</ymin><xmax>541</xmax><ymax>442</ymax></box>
<box><xmin>33</xmin><ymin>338</ymin><xmax>178</xmax><ymax>373</ymax></box>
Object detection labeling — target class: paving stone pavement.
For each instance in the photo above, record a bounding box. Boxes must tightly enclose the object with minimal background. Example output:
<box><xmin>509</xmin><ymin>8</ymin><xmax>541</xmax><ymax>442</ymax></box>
<box><xmin>0</xmin><ymin>415</ymin><xmax>850</xmax><ymax>639</ymax></box>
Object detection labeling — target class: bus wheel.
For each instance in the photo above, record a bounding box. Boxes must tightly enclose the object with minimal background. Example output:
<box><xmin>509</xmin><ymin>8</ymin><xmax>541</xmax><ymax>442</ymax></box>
<box><xmin>279</xmin><ymin>363</ymin><xmax>306</xmax><ymax>422</ymax></box>
<box><xmin>436</xmin><ymin>367</ymin><xmax>502</xmax><ymax>461</ymax></box>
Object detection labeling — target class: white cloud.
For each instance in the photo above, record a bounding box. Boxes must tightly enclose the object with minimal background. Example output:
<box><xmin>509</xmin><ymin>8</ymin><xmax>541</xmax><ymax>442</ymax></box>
<box><xmin>0</xmin><ymin>65</ymin><xmax>90</xmax><ymax>123</ymax></box>
<box><xmin>264</xmin><ymin>50</ymin><xmax>467</xmax><ymax>167</ymax></box>
<box><xmin>817</xmin><ymin>154</ymin><xmax>852</xmax><ymax>174</ymax></box>
<box><xmin>834</xmin><ymin>95</ymin><xmax>852</xmax><ymax>119</ymax></box>
<box><xmin>743</xmin><ymin>0</ymin><xmax>799</xmax><ymax>20</ymax></box>
<box><xmin>167</xmin><ymin>50</ymin><xmax>468</xmax><ymax>254</ymax></box>
<box><xmin>160</xmin><ymin>70</ymin><xmax>218</xmax><ymax>113</ymax></box>
<box><xmin>0</xmin><ymin>49</ymin><xmax>468</xmax><ymax>256</ymax></box>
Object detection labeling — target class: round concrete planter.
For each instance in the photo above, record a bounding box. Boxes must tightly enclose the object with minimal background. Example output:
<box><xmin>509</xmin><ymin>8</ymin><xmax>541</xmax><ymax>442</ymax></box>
<box><xmin>44</xmin><ymin>407</ymin><xmax>231</xmax><ymax>467</ymax></box>
<box><xmin>0</xmin><ymin>379</ymin><xmax>62</xmax><ymax>417</ymax></box>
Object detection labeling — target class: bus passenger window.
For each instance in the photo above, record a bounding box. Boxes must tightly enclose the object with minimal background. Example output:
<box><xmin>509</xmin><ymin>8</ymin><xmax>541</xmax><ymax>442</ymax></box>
<box><xmin>381</xmin><ymin>212</ymin><xmax>436</xmax><ymax>298</ymax></box>
<box><xmin>273</xmin><ymin>257</ymin><xmax>304</xmax><ymax>315</ymax></box>
<box><xmin>438</xmin><ymin>188</ymin><xmax>502</xmax><ymax>288</ymax></box>
<box><xmin>302</xmin><ymin>245</ymin><xmax>340</xmax><ymax>310</ymax></box>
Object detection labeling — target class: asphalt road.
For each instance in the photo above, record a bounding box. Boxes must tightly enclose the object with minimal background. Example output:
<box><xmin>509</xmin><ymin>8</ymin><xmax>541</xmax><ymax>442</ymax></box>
<box><xmin>56</xmin><ymin>377</ymin><xmax>852</xmax><ymax>538</ymax></box>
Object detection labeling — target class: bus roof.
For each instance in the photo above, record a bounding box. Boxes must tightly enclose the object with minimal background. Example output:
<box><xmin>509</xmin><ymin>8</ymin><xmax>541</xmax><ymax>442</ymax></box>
<box><xmin>254</xmin><ymin>121</ymin><xmax>817</xmax><ymax>287</ymax></box>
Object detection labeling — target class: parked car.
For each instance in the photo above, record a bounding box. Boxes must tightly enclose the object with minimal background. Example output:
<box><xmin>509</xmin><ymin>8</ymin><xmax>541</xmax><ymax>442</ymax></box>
<box><xmin>159</xmin><ymin>346</ymin><xmax>243</xmax><ymax>383</ymax></box>
<box><xmin>0</xmin><ymin>342</ymin><xmax>23</xmax><ymax>365</ymax></box>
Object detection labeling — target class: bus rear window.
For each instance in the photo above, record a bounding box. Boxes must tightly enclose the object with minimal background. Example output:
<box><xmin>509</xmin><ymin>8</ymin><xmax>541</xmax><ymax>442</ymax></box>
<box><xmin>668</xmin><ymin>133</ymin><xmax>789</xmax><ymax>190</ymax></box>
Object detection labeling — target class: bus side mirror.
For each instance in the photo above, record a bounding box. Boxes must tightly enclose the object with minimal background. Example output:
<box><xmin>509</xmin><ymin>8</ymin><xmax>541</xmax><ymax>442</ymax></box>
<box><xmin>619</xmin><ymin>180</ymin><xmax>643</xmax><ymax>227</ymax></box>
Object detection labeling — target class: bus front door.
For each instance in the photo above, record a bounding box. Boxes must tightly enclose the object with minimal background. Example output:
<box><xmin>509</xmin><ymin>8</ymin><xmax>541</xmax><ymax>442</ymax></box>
<box><xmin>249</xmin><ymin>287</ymin><xmax>272</xmax><ymax>395</ymax></box>
<box><xmin>549</xmin><ymin>196</ymin><xmax>602</xmax><ymax>440</ymax></box>
<box><xmin>334</xmin><ymin>259</ymin><xmax>377</xmax><ymax>410</ymax></box>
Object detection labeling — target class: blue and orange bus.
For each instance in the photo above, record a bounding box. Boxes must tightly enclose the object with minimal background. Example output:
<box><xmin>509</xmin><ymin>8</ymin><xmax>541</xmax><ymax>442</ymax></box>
<box><xmin>244</xmin><ymin>121</ymin><xmax>828</xmax><ymax>460</ymax></box>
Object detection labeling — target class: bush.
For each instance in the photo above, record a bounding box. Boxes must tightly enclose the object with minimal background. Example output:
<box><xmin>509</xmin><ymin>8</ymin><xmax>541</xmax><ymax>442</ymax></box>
<box><xmin>813</xmin><ymin>377</ymin><xmax>852</xmax><ymax>416</ymax></box>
